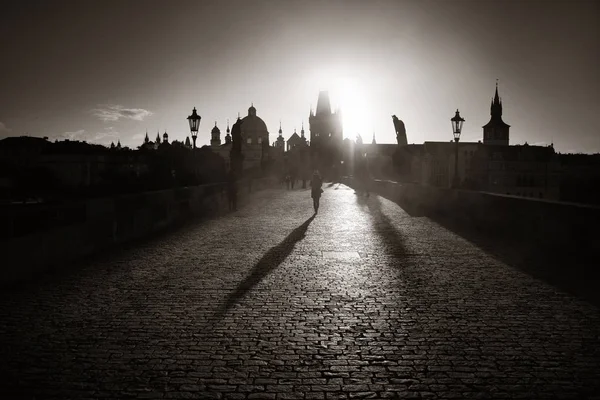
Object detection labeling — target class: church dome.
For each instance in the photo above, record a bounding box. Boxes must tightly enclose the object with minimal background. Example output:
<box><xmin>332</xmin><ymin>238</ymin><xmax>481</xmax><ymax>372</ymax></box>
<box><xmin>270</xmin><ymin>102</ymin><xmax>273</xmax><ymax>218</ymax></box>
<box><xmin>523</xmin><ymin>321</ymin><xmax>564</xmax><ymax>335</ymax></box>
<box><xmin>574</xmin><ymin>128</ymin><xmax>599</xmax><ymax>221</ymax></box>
<box><xmin>241</xmin><ymin>114</ymin><xmax>268</xmax><ymax>133</ymax></box>
<box><xmin>241</xmin><ymin>104</ymin><xmax>269</xmax><ymax>144</ymax></box>
<box><xmin>211</xmin><ymin>124</ymin><xmax>221</xmax><ymax>134</ymax></box>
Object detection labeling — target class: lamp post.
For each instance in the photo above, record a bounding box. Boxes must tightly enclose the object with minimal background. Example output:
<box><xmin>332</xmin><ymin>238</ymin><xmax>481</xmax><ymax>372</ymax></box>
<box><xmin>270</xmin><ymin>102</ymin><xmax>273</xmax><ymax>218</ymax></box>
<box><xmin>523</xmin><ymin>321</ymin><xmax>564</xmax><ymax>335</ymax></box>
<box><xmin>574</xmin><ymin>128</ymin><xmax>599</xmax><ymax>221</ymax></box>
<box><xmin>187</xmin><ymin>107</ymin><xmax>201</xmax><ymax>149</ymax></box>
<box><xmin>451</xmin><ymin>109</ymin><xmax>465</xmax><ymax>188</ymax></box>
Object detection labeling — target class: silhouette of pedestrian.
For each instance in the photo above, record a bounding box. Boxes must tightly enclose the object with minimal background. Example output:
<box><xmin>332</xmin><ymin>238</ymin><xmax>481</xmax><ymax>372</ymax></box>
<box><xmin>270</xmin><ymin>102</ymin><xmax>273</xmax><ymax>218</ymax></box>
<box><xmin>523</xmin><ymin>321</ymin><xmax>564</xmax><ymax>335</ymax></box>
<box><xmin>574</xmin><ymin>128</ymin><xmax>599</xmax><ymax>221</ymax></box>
<box><xmin>363</xmin><ymin>162</ymin><xmax>370</xmax><ymax>197</ymax></box>
<box><xmin>356</xmin><ymin>160</ymin><xmax>371</xmax><ymax>197</ymax></box>
<box><xmin>285</xmin><ymin>173</ymin><xmax>291</xmax><ymax>190</ymax></box>
<box><xmin>226</xmin><ymin>168</ymin><xmax>238</xmax><ymax>211</ymax></box>
<box><xmin>310</xmin><ymin>170</ymin><xmax>323</xmax><ymax>213</ymax></box>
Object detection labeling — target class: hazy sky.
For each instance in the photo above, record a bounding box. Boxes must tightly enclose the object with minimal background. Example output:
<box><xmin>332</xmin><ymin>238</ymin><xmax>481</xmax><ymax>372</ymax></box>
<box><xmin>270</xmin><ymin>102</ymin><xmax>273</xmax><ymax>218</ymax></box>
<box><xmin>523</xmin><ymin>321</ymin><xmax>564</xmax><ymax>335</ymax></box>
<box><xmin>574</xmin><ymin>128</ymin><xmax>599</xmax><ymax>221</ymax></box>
<box><xmin>0</xmin><ymin>0</ymin><xmax>598</xmax><ymax>153</ymax></box>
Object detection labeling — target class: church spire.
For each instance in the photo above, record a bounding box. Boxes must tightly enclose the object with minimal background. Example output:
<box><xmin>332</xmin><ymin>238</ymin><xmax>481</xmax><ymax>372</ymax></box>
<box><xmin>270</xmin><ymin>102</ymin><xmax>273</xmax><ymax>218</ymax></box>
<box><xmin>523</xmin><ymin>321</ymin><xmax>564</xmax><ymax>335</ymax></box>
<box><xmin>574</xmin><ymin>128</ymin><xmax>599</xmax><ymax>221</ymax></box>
<box><xmin>491</xmin><ymin>79</ymin><xmax>503</xmax><ymax>118</ymax></box>
<box><xmin>301</xmin><ymin>121</ymin><xmax>305</xmax><ymax>137</ymax></box>
<box><xmin>225</xmin><ymin>118</ymin><xmax>232</xmax><ymax>144</ymax></box>
<box><xmin>494</xmin><ymin>79</ymin><xmax>500</xmax><ymax>102</ymax></box>
<box><xmin>275</xmin><ymin>121</ymin><xmax>285</xmax><ymax>149</ymax></box>
<box><xmin>483</xmin><ymin>79</ymin><xmax>510</xmax><ymax>146</ymax></box>
<box><xmin>372</xmin><ymin>132</ymin><xmax>376</xmax><ymax>145</ymax></box>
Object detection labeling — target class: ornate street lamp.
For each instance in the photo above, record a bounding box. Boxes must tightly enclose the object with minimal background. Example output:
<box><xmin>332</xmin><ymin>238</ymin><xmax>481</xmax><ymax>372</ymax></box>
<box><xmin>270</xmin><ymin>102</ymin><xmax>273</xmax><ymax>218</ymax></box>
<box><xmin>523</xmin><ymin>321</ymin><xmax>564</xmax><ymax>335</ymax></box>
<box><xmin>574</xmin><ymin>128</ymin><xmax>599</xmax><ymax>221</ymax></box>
<box><xmin>451</xmin><ymin>109</ymin><xmax>465</xmax><ymax>188</ymax></box>
<box><xmin>187</xmin><ymin>107</ymin><xmax>201</xmax><ymax>149</ymax></box>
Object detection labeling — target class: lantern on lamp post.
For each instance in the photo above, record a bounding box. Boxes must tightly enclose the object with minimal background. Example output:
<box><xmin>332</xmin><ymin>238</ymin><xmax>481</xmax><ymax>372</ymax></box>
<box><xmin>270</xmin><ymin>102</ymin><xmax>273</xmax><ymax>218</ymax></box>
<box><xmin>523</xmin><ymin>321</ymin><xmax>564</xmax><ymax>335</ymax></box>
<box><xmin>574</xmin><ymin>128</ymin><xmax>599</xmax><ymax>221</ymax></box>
<box><xmin>451</xmin><ymin>109</ymin><xmax>465</xmax><ymax>188</ymax></box>
<box><xmin>187</xmin><ymin>107</ymin><xmax>201</xmax><ymax>149</ymax></box>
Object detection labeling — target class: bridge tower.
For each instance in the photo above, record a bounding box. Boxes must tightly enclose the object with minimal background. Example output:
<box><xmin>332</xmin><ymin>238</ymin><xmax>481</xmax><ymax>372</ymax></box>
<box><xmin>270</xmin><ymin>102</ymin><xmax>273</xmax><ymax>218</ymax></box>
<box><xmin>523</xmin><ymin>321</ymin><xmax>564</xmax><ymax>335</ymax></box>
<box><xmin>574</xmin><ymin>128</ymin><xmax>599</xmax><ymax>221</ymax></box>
<box><xmin>309</xmin><ymin>91</ymin><xmax>343</xmax><ymax>176</ymax></box>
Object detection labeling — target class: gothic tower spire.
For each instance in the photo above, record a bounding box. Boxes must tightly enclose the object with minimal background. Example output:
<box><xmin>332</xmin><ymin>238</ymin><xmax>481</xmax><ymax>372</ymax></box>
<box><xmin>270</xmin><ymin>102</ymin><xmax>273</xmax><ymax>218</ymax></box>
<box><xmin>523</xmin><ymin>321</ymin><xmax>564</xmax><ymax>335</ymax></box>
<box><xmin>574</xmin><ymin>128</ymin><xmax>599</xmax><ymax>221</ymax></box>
<box><xmin>483</xmin><ymin>80</ymin><xmax>510</xmax><ymax>146</ymax></box>
<box><xmin>491</xmin><ymin>79</ymin><xmax>503</xmax><ymax>117</ymax></box>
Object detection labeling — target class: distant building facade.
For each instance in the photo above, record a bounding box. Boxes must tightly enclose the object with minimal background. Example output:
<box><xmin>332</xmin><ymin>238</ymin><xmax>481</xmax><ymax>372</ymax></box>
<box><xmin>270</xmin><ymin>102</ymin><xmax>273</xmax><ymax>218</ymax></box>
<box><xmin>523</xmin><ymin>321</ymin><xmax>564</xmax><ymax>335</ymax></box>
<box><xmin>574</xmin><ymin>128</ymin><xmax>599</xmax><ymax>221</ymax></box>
<box><xmin>210</xmin><ymin>105</ymin><xmax>270</xmax><ymax>172</ymax></box>
<box><xmin>394</xmin><ymin>83</ymin><xmax>560</xmax><ymax>200</ymax></box>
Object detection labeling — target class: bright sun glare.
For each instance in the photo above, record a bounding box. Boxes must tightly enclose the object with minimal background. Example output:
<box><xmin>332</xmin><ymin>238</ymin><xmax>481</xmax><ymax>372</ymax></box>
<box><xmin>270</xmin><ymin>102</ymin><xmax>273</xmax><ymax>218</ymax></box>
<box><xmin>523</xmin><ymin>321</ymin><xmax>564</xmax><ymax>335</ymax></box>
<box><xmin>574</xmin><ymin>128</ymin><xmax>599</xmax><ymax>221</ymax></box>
<box><xmin>309</xmin><ymin>69</ymin><xmax>373</xmax><ymax>141</ymax></box>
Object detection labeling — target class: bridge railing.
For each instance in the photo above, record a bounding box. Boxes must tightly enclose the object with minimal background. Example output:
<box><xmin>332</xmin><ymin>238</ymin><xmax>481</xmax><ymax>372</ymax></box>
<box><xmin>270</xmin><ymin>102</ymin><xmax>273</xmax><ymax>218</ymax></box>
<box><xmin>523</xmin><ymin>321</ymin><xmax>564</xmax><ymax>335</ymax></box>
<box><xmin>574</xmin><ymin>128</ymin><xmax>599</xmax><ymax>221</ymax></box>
<box><xmin>0</xmin><ymin>176</ymin><xmax>278</xmax><ymax>284</ymax></box>
<box><xmin>343</xmin><ymin>176</ymin><xmax>600</xmax><ymax>256</ymax></box>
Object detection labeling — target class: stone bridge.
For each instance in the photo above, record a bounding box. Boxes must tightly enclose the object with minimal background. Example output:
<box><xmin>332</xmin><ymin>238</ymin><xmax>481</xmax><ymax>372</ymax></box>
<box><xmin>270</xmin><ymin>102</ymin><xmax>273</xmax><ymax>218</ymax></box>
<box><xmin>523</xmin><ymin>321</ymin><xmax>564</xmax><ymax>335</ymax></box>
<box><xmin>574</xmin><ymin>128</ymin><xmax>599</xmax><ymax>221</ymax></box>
<box><xmin>1</xmin><ymin>184</ymin><xmax>599</xmax><ymax>399</ymax></box>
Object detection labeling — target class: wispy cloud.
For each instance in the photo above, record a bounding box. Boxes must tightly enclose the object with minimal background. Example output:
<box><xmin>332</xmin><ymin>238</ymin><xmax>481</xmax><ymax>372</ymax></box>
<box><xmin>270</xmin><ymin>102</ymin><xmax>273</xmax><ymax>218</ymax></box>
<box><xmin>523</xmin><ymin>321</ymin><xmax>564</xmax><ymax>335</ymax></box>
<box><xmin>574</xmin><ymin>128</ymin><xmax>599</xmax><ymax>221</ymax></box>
<box><xmin>92</xmin><ymin>104</ymin><xmax>153</xmax><ymax>122</ymax></box>
<box><xmin>131</xmin><ymin>132</ymin><xmax>145</xmax><ymax>141</ymax></box>
<box><xmin>63</xmin><ymin>129</ymin><xmax>86</xmax><ymax>140</ymax></box>
<box><xmin>61</xmin><ymin>127</ymin><xmax>120</xmax><ymax>144</ymax></box>
<box><xmin>0</xmin><ymin>122</ymin><xmax>11</xmax><ymax>132</ymax></box>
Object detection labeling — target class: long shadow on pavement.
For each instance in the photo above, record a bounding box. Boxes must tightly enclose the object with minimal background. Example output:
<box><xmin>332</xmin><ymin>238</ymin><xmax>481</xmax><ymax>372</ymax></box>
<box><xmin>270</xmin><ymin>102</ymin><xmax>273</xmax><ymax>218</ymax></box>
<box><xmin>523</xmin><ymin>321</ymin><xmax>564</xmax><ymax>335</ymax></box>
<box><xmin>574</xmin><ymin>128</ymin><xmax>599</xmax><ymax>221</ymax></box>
<box><xmin>358</xmin><ymin>194</ymin><xmax>410</xmax><ymax>258</ymax></box>
<box><xmin>213</xmin><ymin>214</ymin><xmax>316</xmax><ymax>319</ymax></box>
<box><xmin>386</xmin><ymin>194</ymin><xmax>600</xmax><ymax>307</ymax></box>
<box><xmin>431</xmin><ymin>213</ymin><xmax>600</xmax><ymax>307</ymax></box>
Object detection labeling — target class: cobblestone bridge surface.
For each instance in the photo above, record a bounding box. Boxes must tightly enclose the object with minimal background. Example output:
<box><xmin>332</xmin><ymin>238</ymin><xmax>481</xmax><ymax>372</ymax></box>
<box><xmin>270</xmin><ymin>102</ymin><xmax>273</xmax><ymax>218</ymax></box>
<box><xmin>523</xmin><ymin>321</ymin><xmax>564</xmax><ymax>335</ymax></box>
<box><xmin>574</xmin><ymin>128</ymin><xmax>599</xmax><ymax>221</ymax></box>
<box><xmin>1</xmin><ymin>184</ymin><xmax>600</xmax><ymax>400</ymax></box>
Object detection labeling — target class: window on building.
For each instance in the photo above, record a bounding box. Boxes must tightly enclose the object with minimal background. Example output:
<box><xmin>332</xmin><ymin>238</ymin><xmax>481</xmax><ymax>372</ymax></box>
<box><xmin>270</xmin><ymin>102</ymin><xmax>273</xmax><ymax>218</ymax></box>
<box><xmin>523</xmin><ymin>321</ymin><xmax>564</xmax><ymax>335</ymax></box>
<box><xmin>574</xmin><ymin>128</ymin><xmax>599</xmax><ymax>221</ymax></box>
<box><xmin>258</xmin><ymin>138</ymin><xmax>262</xmax><ymax>144</ymax></box>
<box><xmin>247</xmin><ymin>138</ymin><xmax>252</xmax><ymax>144</ymax></box>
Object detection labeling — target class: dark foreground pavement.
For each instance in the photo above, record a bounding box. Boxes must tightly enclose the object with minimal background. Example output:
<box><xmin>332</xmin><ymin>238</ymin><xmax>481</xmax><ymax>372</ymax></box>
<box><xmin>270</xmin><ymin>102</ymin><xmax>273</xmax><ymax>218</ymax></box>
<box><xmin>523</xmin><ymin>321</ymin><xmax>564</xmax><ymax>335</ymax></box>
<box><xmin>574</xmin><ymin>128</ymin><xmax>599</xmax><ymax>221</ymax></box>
<box><xmin>1</xmin><ymin>184</ymin><xmax>599</xmax><ymax>399</ymax></box>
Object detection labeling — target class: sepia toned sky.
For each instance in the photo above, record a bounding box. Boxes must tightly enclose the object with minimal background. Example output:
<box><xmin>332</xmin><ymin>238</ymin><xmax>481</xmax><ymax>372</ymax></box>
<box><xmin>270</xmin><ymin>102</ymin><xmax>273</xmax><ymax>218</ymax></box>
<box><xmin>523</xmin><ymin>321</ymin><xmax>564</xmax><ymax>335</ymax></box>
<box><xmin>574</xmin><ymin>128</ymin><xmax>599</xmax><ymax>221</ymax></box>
<box><xmin>0</xmin><ymin>0</ymin><xmax>598</xmax><ymax>153</ymax></box>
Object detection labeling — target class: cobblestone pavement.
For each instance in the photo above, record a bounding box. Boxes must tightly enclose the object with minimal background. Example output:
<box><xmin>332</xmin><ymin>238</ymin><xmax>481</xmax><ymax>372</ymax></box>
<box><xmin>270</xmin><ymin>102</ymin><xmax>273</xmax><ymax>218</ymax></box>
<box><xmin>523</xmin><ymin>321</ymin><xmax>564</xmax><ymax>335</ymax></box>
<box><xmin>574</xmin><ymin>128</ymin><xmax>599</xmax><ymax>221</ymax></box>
<box><xmin>1</xmin><ymin>184</ymin><xmax>600</xmax><ymax>400</ymax></box>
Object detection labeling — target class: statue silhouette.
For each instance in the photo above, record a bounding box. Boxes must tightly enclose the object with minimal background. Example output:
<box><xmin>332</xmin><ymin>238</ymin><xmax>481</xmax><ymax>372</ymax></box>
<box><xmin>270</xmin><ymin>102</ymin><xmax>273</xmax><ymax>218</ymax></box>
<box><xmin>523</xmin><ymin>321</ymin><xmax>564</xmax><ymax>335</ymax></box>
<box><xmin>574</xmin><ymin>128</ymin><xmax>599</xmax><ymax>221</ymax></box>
<box><xmin>356</xmin><ymin>134</ymin><xmax>363</xmax><ymax>146</ymax></box>
<box><xmin>392</xmin><ymin>115</ymin><xmax>408</xmax><ymax>146</ymax></box>
<box><xmin>230</xmin><ymin>117</ymin><xmax>244</xmax><ymax>176</ymax></box>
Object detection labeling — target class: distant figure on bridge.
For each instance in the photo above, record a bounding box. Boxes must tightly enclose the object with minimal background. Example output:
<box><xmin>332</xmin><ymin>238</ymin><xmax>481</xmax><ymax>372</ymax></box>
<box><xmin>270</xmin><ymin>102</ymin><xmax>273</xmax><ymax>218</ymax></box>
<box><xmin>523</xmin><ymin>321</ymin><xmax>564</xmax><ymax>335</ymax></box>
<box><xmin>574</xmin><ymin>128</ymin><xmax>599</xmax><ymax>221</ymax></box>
<box><xmin>355</xmin><ymin>160</ymin><xmax>371</xmax><ymax>197</ymax></box>
<box><xmin>226</xmin><ymin>168</ymin><xmax>238</xmax><ymax>211</ymax></box>
<box><xmin>310</xmin><ymin>170</ymin><xmax>324</xmax><ymax>213</ymax></box>
<box><xmin>285</xmin><ymin>173</ymin><xmax>291</xmax><ymax>190</ymax></box>
<box><xmin>290</xmin><ymin>168</ymin><xmax>297</xmax><ymax>190</ymax></box>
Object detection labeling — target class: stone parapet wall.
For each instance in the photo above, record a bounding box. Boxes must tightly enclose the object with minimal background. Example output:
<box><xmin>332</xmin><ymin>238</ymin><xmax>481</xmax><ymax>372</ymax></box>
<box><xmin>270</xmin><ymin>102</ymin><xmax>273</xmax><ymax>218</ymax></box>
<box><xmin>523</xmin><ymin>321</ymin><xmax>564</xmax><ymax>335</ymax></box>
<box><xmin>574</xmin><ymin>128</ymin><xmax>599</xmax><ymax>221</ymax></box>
<box><xmin>0</xmin><ymin>177</ymin><xmax>277</xmax><ymax>284</ymax></box>
<box><xmin>344</xmin><ymin>177</ymin><xmax>600</xmax><ymax>257</ymax></box>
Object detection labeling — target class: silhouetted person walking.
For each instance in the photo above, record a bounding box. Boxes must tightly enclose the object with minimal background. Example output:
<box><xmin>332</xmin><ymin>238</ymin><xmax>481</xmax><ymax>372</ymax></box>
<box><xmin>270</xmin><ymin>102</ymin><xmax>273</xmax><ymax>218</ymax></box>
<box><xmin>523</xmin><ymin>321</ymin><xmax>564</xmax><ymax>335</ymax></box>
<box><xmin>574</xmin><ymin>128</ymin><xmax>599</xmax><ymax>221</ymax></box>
<box><xmin>226</xmin><ymin>169</ymin><xmax>238</xmax><ymax>211</ymax></box>
<box><xmin>310</xmin><ymin>170</ymin><xmax>323</xmax><ymax>213</ymax></box>
<box><xmin>290</xmin><ymin>167</ymin><xmax>298</xmax><ymax>189</ymax></box>
<box><xmin>356</xmin><ymin>160</ymin><xmax>371</xmax><ymax>197</ymax></box>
